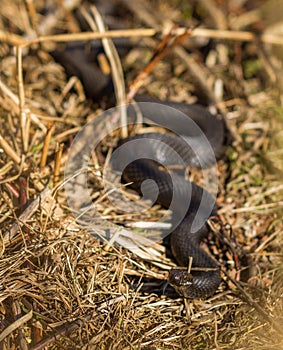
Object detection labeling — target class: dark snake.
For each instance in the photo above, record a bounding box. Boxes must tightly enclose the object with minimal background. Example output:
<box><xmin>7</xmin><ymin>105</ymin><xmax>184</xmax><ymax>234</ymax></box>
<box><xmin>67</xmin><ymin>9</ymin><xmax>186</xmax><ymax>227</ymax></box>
<box><xmin>52</xmin><ymin>44</ymin><xmax>228</xmax><ymax>299</ymax></box>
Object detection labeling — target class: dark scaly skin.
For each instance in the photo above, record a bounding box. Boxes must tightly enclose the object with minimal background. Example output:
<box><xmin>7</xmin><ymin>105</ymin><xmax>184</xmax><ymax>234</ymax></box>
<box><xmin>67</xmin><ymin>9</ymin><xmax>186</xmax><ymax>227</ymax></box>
<box><xmin>169</xmin><ymin>213</ymin><xmax>221</xmax><ymax>298</ymax></box>
<box><xmin>119</xmin><ymin>137</ymin><xmax>222</xmax><ymax>299</ymax></box>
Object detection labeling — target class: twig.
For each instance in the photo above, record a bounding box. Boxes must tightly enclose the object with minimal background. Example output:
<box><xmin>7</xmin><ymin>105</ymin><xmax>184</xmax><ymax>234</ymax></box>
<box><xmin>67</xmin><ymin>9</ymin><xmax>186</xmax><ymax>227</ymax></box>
<box><xmin>0</xmin><ymin>30</ymin><xmax>26</xmax><ymax>45</ymax></box>
<box><xmin>127</xmin><ymin>27</ymin><xmax>191</xmax><ymax>101</ymax></box>
<box><xmin>40</xmin><ymin>123</ymin><xmax>54</xmax><ymax>169</ymax></box>
<box><xmin>20</xmin><ymin>28</ymin><xmax>156</xmax><ymax>47</ymax></box>
<box><xmin>24</xmin><ymin>0</ymin><xmax>40</xmax><ymax>37</ymax></box>
<box><xmin>12</xmin><ymin>27</ymin><xmax>283</xmax><ymax>48</ymax></box>
<box><xmin>0</xmin><ymin>79</ymin><xmax>20</xmax><ymax>107</ymax></box>
<box><xmin>84</xmin><ymin>5</ymin><xmax>128</xmax><ymax>138</ymax></box>
<box><xmin>17</xmin><ymin>46</ymin><xmax>29</xmax><ymax>153</ymax></box>
<box><xmin>187</xmin><ymin>256</ymin><xmax>193</xmax><ymax>274</ymax></box>
<box><xmin>0</xmin><ymin>309</ymin><xmax>33</xmax><ymax>343</ymax></box>
<box><xmin>53</xmin><ymin>143</ymin><xmax>64</xmax><ymax>191</ymax></box>
<box><xmin>0</xmin><ymin>133</ymin><xmax>21</xmax><ymax>165</ymax></box>
<box><xmin>218</xmin><ymin>201</ymin><xmax>283</xmax><ymax>214</ymax></box>
<box><xmin>19</xmin><ymin>176</ymin><xmax>28</xmax><ymax>212</ymax></box>
<box><xmin>192</xmin><ymin>27</ymin><xmax>283</xmax><ymax>45</ymax></box>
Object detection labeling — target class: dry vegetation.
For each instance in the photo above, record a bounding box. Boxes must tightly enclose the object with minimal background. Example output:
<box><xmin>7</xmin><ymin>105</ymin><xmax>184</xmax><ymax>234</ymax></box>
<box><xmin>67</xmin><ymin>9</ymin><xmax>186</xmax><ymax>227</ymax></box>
<box><xmin>0</xmin><ymin>0</ymin><xmax>283</xmax><ymax>349</ymax></box>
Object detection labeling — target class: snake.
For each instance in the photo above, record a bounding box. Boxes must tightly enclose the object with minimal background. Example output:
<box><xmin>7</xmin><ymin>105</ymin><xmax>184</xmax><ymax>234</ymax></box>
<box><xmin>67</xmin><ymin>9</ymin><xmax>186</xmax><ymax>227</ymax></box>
<box><xmin>52</xmin><ymin>44</ymin><xmax>228</xmax><ymax>298</ymax></box>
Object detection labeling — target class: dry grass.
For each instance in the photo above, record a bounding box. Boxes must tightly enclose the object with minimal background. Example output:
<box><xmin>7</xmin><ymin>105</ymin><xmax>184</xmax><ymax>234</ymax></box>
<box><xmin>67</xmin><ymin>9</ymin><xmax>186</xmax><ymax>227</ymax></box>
<box><xmin>0</xmin><ymin>0</ymin><xmax>283</xmax><ymax>349</ymax></box>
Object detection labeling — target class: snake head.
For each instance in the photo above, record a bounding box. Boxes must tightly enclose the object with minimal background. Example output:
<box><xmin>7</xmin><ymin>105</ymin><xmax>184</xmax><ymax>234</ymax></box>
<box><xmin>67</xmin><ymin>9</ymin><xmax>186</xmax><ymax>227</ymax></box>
<box><xmin>168</xmin><ymin>269</ymin><xmax>193</xmax><ymax>288</ymax></box>
<box><xmin>168</xmin><ymin>267</ymin><xmax>220</xmax><ymax>299</ymax></box>
<box><xmin>168</xmin><ymin>268</ymin><xmax>211</xmax><ymax>298</ymax></box>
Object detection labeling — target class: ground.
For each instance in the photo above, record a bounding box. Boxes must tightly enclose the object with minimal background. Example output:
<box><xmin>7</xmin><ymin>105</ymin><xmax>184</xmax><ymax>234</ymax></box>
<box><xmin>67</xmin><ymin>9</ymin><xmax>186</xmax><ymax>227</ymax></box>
<box><xmin>0</xmin><ymin>0</ymin><xmax>283</xmax><ymax>349</ymax></box>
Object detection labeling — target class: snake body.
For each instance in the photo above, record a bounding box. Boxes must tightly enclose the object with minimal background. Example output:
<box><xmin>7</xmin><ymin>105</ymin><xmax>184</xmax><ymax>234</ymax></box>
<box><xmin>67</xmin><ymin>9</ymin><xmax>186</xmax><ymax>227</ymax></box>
<box><xmin>52</xmin><ymin>45</ymin><xmax>228</xmax><ymax>298</ymax></box>
<box><xmin>115</xmin><ymin>99</ymin><xmax>226</xmax><ymax>298</ymax></box>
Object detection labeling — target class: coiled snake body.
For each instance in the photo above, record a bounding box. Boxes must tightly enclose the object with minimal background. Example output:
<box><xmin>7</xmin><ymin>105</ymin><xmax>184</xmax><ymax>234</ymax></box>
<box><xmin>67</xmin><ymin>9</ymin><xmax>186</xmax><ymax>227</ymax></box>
<box><xmin>53</xmin><ymin>47</ymin><xmax>228</xmax><ymax>298</ymax></box>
